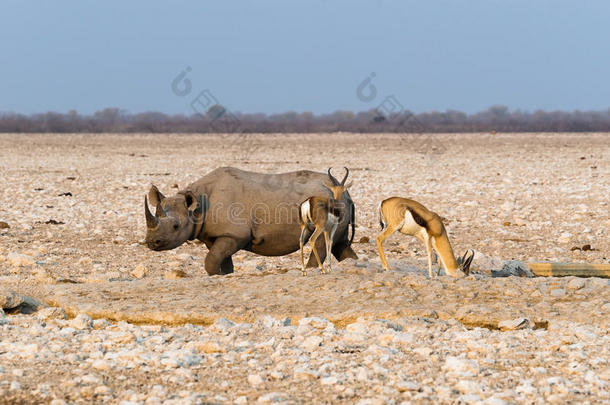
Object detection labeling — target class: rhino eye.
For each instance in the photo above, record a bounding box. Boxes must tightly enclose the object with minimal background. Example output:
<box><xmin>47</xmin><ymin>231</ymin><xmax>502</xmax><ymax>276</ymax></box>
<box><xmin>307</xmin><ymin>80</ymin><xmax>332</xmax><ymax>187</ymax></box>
<box><xmin>173</xmin><ymin>223</ymin><xmax>179</xmax><ymax>230</ymax></box>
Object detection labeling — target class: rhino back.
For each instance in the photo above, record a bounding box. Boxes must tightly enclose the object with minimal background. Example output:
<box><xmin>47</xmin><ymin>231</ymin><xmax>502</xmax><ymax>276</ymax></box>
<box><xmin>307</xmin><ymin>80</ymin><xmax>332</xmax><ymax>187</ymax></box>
<box><xmin>185</xmin><ymin>167</ymin><xmax>330</xmax><ymax>232</ymax></box>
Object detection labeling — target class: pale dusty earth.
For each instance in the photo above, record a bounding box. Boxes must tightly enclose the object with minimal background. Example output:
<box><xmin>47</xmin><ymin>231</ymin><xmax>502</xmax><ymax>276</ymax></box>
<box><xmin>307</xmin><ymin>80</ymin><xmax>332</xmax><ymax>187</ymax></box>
<box><xmin>0</xmin><ymin>133</ymin><xmax>609</xmax><ymax>404</ymax></box>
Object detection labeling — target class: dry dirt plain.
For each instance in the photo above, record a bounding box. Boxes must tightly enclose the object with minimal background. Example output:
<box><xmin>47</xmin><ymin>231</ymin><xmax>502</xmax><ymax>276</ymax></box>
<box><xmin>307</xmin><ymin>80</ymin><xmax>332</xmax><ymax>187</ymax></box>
<box><xmin>0</xmin><ymin>133</ymin><xmax>609</xmax><ymax>404</ymax></box>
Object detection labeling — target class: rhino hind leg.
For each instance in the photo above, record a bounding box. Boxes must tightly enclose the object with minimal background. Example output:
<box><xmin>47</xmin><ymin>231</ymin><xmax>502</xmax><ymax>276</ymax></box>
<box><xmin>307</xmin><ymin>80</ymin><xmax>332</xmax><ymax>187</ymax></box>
<box><xmin>204</xmin><ymin>237</ymin><xmax>241</xmax><ymax>276</ymax></box>
<box><xmin>331</xmin><ymin>225</ymin><xmax>359</xmax><ymax>262</ymax></box>
<box><xmin>332</xmin><ymin>241</ymin><xmax>358</xmax><ymax>261</ymax></box>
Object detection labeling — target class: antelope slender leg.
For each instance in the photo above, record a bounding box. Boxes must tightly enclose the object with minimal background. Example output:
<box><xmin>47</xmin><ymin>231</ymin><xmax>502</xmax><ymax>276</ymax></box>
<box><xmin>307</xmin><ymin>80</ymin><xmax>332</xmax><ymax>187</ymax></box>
<box><xmin>309</xmin><ymin>226</ymin><xmax>325</xmax><ymax>273</ymax></box>
<box><xmin>324</xmin><ymin>230</ymin><xmax>332</xmax><ymax>273</ymax></box>
<box><xmin>424</xmin><ymin>235</ymin><xmax>434</xmax><ymax>278</ymax></box>
<box><xmin>327</xmin><ymin>223</ymin><xmax>338</xmax><ymax>273</ymax></box>
<box><xmin>376</xmin><ymin>223</ymin><xmax>401</xmax><ymax>271</ymax></box>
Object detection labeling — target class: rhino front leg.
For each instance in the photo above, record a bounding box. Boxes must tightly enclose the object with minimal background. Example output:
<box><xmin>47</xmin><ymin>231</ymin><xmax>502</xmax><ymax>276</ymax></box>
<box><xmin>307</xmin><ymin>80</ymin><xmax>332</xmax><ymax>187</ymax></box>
<box><xmin>220</xmin><ymin>257</ymin><xmax>234</xmax><ymax>274</ymax></box>
<box><xmin>204</xmin><ymin>237</ymin><xmax>241</xmax><ymax>276</ymax></box>
<box><xmin>305</xmin><ymin>235</ymin><xmax>327</xmax><ymax>269</ymax></box>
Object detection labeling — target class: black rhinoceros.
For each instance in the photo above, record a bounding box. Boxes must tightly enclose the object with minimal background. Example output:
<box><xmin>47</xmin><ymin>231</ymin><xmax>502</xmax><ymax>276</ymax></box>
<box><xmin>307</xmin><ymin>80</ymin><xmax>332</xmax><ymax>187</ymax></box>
<box><xmin>144</xmin><ymin>167</ymin><xmax>357</xmax><ymax>275</ymax></box>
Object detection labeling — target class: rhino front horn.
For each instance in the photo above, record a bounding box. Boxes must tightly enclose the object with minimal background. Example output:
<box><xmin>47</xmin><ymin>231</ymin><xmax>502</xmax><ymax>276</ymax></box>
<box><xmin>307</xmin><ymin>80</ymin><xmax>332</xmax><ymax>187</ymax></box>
<box><xmin>145</xmin><ymin>196</ymin><xmax>159</xmax><ymax>228</ymax></box>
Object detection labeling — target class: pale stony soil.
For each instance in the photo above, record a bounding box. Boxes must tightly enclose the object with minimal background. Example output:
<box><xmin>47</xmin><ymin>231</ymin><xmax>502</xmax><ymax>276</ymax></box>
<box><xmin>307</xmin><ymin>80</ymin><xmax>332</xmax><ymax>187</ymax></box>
<box><xmin>0</xmin><ymin>133</ymin><xmax>609</xmax><ymax>404</ymax></box>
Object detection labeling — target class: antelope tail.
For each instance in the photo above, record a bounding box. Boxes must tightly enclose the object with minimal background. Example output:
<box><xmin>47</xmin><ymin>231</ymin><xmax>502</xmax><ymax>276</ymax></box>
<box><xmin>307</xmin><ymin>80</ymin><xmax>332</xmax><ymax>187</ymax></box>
<box><xmin>379</xmin><ymin>202</ymin><xmax>386</xmax><ymax>230</ymax></box>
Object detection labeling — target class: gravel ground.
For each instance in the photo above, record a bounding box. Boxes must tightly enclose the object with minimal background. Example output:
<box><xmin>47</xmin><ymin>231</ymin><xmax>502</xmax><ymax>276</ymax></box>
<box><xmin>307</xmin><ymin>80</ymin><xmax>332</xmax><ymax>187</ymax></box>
<box><xmin>0</xmin><ymin>132</ymin><xmax>609</xmax><ymax>404</ymax></box>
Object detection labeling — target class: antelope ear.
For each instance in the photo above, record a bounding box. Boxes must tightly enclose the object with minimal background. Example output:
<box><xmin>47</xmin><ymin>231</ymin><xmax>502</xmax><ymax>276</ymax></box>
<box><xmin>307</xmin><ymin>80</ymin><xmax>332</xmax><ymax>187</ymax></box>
<box><xmin>322</xmin><ymin>180</ymin><xmax>334</xmax><ymax>190</ymax></box>
<box><xmin>148</xmin><ymin>185</ymin><xmax>165</xmax><ymax>206</ymax></box>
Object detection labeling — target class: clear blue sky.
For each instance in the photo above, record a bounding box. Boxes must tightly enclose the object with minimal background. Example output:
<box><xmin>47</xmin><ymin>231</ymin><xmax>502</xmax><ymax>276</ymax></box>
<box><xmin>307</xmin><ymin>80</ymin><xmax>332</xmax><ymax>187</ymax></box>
<box><xmin>1</xmin><ymin>1</ymin><xmax>609</xmax><ymax>115</ymax></box>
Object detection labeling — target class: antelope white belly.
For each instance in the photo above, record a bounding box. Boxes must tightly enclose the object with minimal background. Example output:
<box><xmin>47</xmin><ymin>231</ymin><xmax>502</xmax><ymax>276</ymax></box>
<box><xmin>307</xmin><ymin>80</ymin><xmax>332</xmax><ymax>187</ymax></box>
<box><xmin>401</xmin><ymin>210</ymin><xmax>425</xmax><ymax>235</ymax></box>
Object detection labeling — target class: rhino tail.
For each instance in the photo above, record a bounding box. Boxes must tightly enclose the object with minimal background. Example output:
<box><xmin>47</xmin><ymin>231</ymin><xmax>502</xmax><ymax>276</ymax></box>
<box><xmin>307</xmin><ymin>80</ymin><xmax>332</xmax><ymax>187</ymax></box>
<box><xmin>349</xmin><ymin>202</ymin><xmax>356</xmax><ymax>245</ymax></box>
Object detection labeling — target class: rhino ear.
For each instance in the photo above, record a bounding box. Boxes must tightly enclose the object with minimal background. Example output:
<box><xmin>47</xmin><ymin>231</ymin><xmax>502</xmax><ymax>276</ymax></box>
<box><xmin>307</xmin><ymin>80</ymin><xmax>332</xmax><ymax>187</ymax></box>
<box><xmin>185</xmin><ymin>192</ymin><xmax>209</xmax><ymax>214</ymax></box>
<box><xmin>184</xmin><ymin>191</ymin><xmax>198</xmax><ymax>211</ymax></box>
<box><xmin>148</xmin><ymin>185</ymin><xmax>165</xmax><ymax>207</ymax></box>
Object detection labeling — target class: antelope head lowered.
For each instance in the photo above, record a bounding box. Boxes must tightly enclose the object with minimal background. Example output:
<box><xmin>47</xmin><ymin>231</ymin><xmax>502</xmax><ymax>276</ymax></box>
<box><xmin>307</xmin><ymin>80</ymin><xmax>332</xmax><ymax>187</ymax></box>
<box><xmin>144</xmin><ymin>185</ymin><xmax>207</xmax><ymax>251</ymax></box>
<box><xmin>376</xmin><ymin>197</ymin><xmax>474</xmax><ymax>278</ymax></box>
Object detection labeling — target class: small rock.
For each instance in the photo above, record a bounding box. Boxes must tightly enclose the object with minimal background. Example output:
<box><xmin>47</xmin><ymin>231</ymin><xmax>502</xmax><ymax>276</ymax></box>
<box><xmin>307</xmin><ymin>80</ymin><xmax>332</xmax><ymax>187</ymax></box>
<box><xmin>234</xmin><ymin>396</ymin><xmax>248</xmax><ymax>404</ymax></box>
<box><xmin>321</xmin><ymin>376</ymin><xmax>338</xmax><ymax>385</ymax></box>
<box><xmin>443</xmin><ymin>356</ymin><xmax>480</xmax><ymax>376</ymax></box>
<box><xmin>190</xmin><ymin>341</ymin><xmax>224</xmax><ymax>354</ymax></box>
<box><xmin>247</xmin><ymin>374</ymin><xmax>264</xmax><ymax>387</ymax></box>
<box><xmin>457</xmin><ymin>394</ymin><xmax>481</xmax><ymax>403</ymax></box>
<box><xmin>342</xmin><ymin>332</ymin><xmax>367</xmax><ymax>345</ymax></box>
<box><xmin>498</xmin><ymin>318</ymin><xmax>530</xmax><ymax>331</ymax></box>
<box><xmin>257</xmin><ymin>392</ymin><xmax>287</xmax><ymax>403</ymax></box>
<box><xmin>37</xmin><ymin>307</ymin><xmax>67</xmax><ymax>321</ymax></box>
<box><xmin>93</xmin><ymin>319</ymin><xmax>111</xmax><ymax>329</ymax></box>
<box><xmin>484</xmin><ymin>397</ymin><xmax>508</xmax><ymax>405</ymax></box>
<box><xmin>10</xmin><ymin>381</ymin><xmax>21</xmax><ymax>391</ymax></box>
<box><xmin>131</xmin><ymin>265</ymin><xmax>147</xmax><ymax>279</ymax></box>
<box><xmin>164</xmin><ymin>269</ymin><xmax>187</xmax><ymax>279</ymax></box>
<box><xmin>356</xmin><ymin>368</ymin><xmax>368</xmax><ymax>382</ymax></box>
<box><xmin>6</xmin><ymin>252</ymin><xmax>35</xmax><ymax>267</ymax></box>
<box><xmin>392</xmin><ymin>332</ymin><xmax>414</xmax><ymax>345</ymax></box>
<box><xmin>299</xmin><ymin>317</ymin><xmax>333</xmax><ymax>330</ymax></box>
<box><xmin>211</xmin><ymin>318</ymin><xmax>235</xmax><ymax>333</ymax></box>
<box><xmin>0</xmin><ymin>221</ymin><xmax>9</xmax><ymax>229</ymax></box>
<box><xmin>0</xmin><ymin>289</ymin><xmax>23</xmax><ymax>309</ymax></box>
<box><xmin>346</xmin><ymin>322</ymin><xmax>368</xmax><ymax>334</ymax></box>
<box><xmin>491</xmin><ymin>260</ymin><xmax>534</xmax><ymax>278</ymax></box>
<box><xmin>359</xmin><ymin>236</ymin><xmax>370</xmax><ymax>243</ymax></box>
<box><xmin>94</xmin><ymin>385</ymin><xmax>112</xmax><ymax>396</ymax></box>
<box><xmin>81</xmin><ymin>374</ymin><xmax>101</xmax><ymax>385</ymax></box>
<box><xmin>71</xmin><ymin>314</ymin><xmax>93</xmax><ymax>330</ymax></box>
<box><xmin>396</xmin><ymin>381</ymin><xmax>419</xmax><ymax>392</ymax></box>
<box><xmin>550</xmin><ymin>288</ymin><xmax>566</xmax><ymax>298</ymax></box>
<box><xmin>413</xmin><ymin>347</ymin><xmax>433</xmax><ymax>357</ymax></box>
<box><xmin>456</xmin><ymin>379</ymin><xmax>481</xmax><ymax>394</ymax></box>
<box><xmin>92</xmin><ymin>359</ymin><xmax>111</xmax><ymax>371</ymax></box>
<box><xmin>515</xmin><ymin>380</ymin><xmax>536</xmax><ymax>395</ymax></box>
<box><xmin>294</xmin><ymin>367</ymin><xmax>319</xmax><ymax>380</ymax></box>
<box><xmin>301</xmin><ymin>336</ymin><xmax>323</xmax><ymax>351</ymax></box>
<box><xmin>566</xmin><ymin>278</ymin><xmax>585</xmax><ymax>290</ymax></box>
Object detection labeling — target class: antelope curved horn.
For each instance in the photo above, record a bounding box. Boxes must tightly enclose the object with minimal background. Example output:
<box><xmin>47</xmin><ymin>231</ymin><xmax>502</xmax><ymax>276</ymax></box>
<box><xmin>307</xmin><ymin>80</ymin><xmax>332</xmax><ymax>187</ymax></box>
<box><xmin>144</xmin><ymin>196</ymin><xmax>159</xmax><ymax>228</ymax></box>
<box><xmin>341</xmin><ymin>167</ymin><xmax>349</xmax><ymax>185</ymax></box>
<box><xmin>462</xmin><ymin>249</ymin><xmax>475</xmax><ymax>273</ymax></box>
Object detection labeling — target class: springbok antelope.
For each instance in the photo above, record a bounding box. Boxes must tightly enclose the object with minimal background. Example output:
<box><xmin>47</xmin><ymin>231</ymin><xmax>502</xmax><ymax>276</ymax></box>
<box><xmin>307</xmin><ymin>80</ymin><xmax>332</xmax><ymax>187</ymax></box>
<box><xmin>376</xmin><ymin>197</ymin><xmax>474</xmax><ymax>277</ymax></box>
<box><xmin>299</xmin><ymin>167</ymin><xmax>352</xmax><ymax>276</ymax></box>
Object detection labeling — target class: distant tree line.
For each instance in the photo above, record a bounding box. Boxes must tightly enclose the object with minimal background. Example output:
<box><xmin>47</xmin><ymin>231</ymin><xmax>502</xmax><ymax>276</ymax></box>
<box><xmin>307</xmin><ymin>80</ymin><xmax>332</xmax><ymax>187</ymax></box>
<box><xmin>1</xmin><ymin>105</ymin><xmax>609</xmax><ymax>133</ymax></box>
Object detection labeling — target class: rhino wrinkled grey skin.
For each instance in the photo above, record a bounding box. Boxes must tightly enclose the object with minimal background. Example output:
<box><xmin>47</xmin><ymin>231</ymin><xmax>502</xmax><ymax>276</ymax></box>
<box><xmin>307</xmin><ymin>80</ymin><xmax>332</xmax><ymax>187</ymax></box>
<box><xmin>144</xmin><ymin>167</ymin><xmax>358</xmax><ymax>275</ymax></box>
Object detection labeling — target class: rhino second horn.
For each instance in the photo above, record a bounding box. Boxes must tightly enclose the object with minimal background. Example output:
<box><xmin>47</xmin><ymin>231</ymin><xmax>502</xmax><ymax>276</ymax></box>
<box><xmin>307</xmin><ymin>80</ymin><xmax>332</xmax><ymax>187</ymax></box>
<box><xmin>145</xmin><ymin>196</ymin><xmax>159</xmax><ymax>228</ymax></box>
